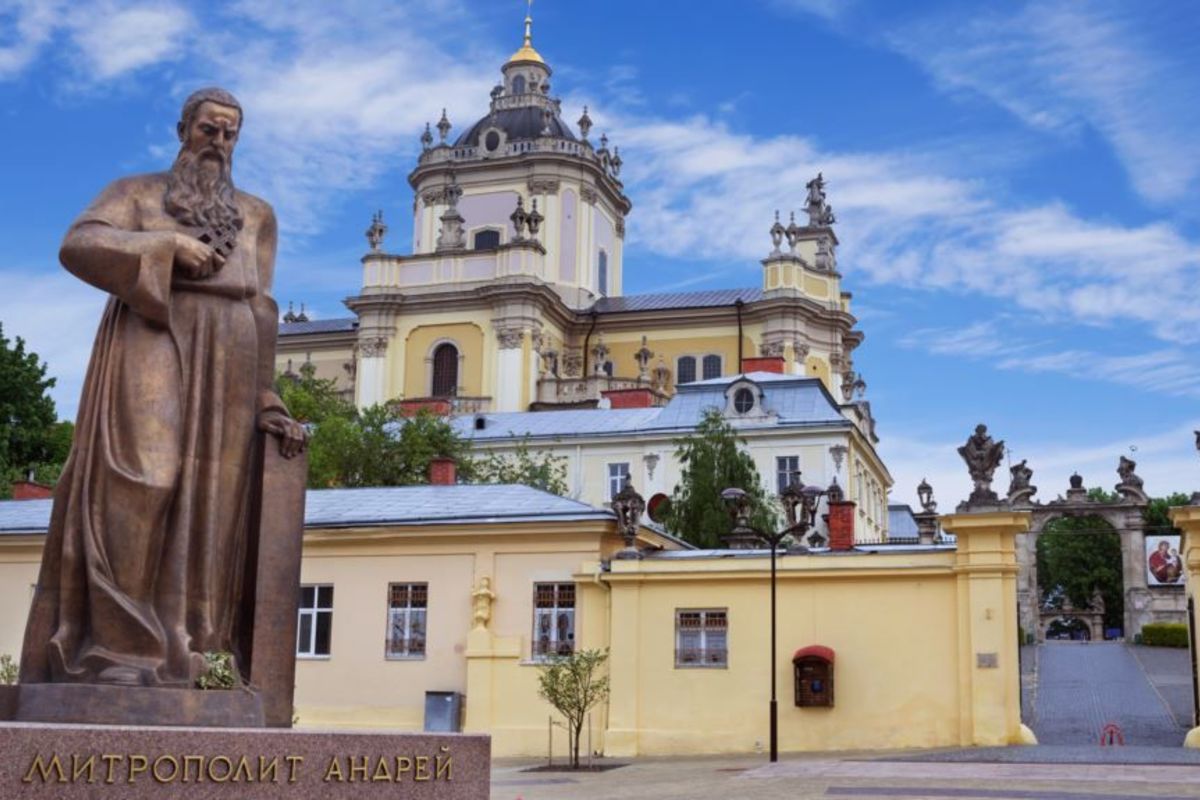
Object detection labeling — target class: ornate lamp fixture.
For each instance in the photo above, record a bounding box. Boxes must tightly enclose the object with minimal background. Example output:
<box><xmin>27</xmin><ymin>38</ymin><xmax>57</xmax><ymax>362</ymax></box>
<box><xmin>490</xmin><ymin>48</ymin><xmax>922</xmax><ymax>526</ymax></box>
<box><xmin>611</xmin><ymin>477</ymin><xmax>646</xmax><ymax>560</ymax></box>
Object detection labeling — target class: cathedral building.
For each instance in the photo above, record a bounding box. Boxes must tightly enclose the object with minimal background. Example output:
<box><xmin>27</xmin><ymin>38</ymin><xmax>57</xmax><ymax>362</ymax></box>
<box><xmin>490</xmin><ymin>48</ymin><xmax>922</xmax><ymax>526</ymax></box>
<box><xmin>277</xmin><ymin>12</ymin><xmax>892</xmax><ymax>538</ymax></box>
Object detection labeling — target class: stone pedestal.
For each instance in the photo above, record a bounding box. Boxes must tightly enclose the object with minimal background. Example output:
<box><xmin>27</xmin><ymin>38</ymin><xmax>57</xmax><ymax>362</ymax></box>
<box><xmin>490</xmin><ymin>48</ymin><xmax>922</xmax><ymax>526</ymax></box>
<box><xmin>0</xmin><ymin>722</ymin><xmax>489</xmax><ymax>798</ymax></box>
<box><xmin>942</xmin><ymin>510</ymin><xmax>1036</xmax><ymax>747</ymax></box>
<box><xmin>1169</xmin><ymin>504</ymin><xmax>1200</xmax><ymax>748</ymax></box>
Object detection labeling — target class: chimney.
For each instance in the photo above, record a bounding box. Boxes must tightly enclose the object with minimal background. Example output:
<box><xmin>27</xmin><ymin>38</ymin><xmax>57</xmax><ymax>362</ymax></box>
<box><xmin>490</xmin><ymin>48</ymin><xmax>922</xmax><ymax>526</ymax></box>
<box><xmin>741</xmin><ymin>356</ymin><xmax>786</xmax><ymax>374</ymax></box>
<box><xmin>12</xmin><ymin>480</ymin><xmax>53</xmax><ymax>501</ymax></box>
<box><xmin>429</xmin><ymin>457</ymin><xmax>457</xmax><ymax>486</ymax></box>
<box><xmin>601</xmin><ymin>388</ymin><xmax>655</xmax><ymax>409</ymax></box>
<box><xmin>827</xmin><ymin>500</ymin><xmax>856</xmax><ymax>551</ymax></box>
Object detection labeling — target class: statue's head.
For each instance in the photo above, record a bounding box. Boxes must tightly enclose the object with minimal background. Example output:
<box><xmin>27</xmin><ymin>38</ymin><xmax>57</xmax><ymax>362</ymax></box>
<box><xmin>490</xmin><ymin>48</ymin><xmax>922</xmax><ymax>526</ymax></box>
<box><xmin>177</xmin><ymin>87</ymin><xmax>243</xmax><ymax>165</ymax></box>
<box><xmin>974</xmin><ymin>424</ymin><xmax>987</xmax><ymax>437</ymax></box>
<box><xmin>166</xmin><ymin>87</ymin><xmax>244</xmax><ymax>231</ymax></box>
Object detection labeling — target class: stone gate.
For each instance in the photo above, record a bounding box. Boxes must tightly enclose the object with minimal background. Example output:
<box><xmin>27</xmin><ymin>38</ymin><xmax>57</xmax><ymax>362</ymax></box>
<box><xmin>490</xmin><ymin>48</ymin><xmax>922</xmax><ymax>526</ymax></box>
<box><xmin>1012</xmin><ymin>459</ymin><xmax>1187</xmax><ymax>641</ymax></box>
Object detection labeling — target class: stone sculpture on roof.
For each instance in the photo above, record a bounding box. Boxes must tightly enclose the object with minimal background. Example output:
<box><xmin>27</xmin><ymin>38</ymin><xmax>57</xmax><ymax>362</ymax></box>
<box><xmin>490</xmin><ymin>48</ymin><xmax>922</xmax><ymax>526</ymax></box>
<box><xmin>957</xmin><ymin>424</ymin><xmax>1006</xmax><ymax>509</ymax></box>
<box><xmin>1007</xmin><ymin>459</ymin><xmax>1037</xmax><ymax>507</ymax></box>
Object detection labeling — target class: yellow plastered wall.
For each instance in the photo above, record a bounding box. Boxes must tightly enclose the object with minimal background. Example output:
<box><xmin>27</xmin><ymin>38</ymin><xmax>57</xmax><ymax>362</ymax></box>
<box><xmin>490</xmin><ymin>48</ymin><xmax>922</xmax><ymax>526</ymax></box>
<box><xmin>605</xmin><ymin>553</ymin><xmax>966</xmax><ymax>756</ymax></box>
<box><xmin>274</xmin><ymin>345</ymin><xmax>354</xmax><ymax>392</ymax></box>
<box><xmin>804</xmin><ymin>355</ymin><xmax>832</xmax><ymax>394</ymax></box>
<box><xmin>400</xmin><ymin>321</ymin><xmax>486</xmax><ymax>399</ymax></box>
<box><xmin>0</xmin><ymin>538</ymin><xmax>40</xmax><ymax>661</ymax></box>
<box><xmin>0</xmin><ymin>515</ymin><xmax>1024</xmax><ymax>756</ymax></box>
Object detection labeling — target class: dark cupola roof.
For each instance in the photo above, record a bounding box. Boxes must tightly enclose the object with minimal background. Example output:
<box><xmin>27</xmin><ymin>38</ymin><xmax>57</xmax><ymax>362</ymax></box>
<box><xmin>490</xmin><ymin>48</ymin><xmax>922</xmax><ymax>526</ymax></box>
<box><xmin>455</xmin><ymin>106</ymin><xmax>576</xmax><ymax>147</ymax></box>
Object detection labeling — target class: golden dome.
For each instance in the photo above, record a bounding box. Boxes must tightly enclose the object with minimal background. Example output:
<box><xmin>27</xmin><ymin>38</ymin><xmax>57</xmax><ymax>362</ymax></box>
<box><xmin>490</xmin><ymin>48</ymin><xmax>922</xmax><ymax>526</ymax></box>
<box><xmin>506</xmin><ymin>13</ymin><xmax>544</xmax><ymax>65</ymax></box>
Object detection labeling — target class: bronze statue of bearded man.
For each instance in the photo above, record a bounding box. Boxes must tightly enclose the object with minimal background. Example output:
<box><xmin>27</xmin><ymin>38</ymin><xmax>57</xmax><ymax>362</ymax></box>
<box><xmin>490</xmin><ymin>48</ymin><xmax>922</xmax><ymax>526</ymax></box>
<box><xmin>20</xmin><ymin>87</ymin><xmax>307</xmax><ymax>688</ymax></box>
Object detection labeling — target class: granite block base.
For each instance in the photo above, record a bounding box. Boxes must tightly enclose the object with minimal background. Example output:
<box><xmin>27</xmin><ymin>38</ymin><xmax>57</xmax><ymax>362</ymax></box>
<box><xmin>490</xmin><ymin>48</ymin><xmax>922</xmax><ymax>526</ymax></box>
<box><xmin>13</xmin><ymin>683</ymin><xmax>265</xmax><ymax>727</ymax></box>
<box><xmin>0</xmin><ymin>722</ymin><xmax>489</xmax><ymax>798</ymax></box>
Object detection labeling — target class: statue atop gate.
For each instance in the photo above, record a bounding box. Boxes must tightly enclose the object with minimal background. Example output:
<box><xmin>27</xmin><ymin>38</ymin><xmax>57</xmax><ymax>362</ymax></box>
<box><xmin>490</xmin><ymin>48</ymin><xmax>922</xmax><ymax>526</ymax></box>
<box><xmin>957</xmin><ymin>424</ymin><xmax>1006</xmax><ymax>509</ymax></box>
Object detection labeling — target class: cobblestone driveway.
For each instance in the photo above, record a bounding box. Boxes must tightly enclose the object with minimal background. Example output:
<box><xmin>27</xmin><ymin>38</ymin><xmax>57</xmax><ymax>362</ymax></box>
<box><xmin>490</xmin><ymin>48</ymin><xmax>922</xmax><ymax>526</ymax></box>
<box><xmin>1030</xmin><ymin>642</ymin><xmax>1189</xmax><ymax>747</ymax></box>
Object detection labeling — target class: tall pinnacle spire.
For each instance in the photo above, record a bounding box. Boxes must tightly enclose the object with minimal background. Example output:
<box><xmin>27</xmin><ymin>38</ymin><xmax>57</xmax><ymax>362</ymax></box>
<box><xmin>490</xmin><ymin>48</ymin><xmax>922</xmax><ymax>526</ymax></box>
<box><xmin>507</xmin><ymin>0</ymin><xmax>545</xmax><ymax>65</ymax></box>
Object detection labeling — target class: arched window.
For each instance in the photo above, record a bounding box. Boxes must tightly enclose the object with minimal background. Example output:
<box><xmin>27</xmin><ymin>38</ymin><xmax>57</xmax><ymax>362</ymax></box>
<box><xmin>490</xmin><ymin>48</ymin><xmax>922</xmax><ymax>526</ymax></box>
<box><xmin>431</xmin><ymin>343</ymin><xmax>459</xmax><ymax>397</ymax></box>
<box><xmin>702</xmin><ymin>354</ymin><xmax>722</xmax><ymax>380</ymax></box>
<box><xmin>472</xmin><ymin>229</ymin><xmax>501</xmax><ymax>250</ymax></box>
<box><xmin>676</xmin><ymin>356</ymin><xmax>696</xmax><ymax>385</ymax></box>
<box><xmin>597</xmin><ymin>250</ymin><xmax>608</xmax><ymax>297</ymax></box>
<box><xmin>602</xmin><ymin>361</ymin><xmax>614</xmax><ymax>377</ymax></box>
<box><xmin>512</xmin><ymin>75</ymin><xmax>526</xmax><ymax>94</ymax></box>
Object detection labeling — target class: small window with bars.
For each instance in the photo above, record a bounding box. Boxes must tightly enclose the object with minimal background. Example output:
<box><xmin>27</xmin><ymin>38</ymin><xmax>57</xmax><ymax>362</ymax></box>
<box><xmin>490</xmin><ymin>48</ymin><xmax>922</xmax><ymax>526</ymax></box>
<box><xmin>297</xmin><ymin>584</ymin><xmax>334</xmax><ymax>657</ymax></box>
<box><xmin>675</xmin><ymin>609</ymin><xmax>728</xmax><ymax>668</ymax></box>
<box><xmin>386</xmin><ymin>583</ymin><xmax>427</xmax><ymax>659</ymax></box>
<box><xmin>776</xmin><ymin>455</ymin><xmax>800</xmax><ymax>494</ymax></box>
<box><xmin>533</xmin><ymin>583</ymin><xmax>575</xmax><ymax>659</ymax></box>
<box><xmin>676</xmin><ymin>356</ymin><xmax>696</xmax><ymax>385</ymax></box>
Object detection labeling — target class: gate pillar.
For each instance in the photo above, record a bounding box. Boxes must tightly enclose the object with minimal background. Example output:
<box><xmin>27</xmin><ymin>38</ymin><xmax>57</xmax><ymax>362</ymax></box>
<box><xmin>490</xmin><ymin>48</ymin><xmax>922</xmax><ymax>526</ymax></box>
<box><xmin>942</xmin><ymin>509</ymin><xmax>1037</xmax><ymax>747</ymax></box>
<box><xmin>1169</xmin><ymin>504</ymin><xmax>1200</xmax><ymax>748</ymax></box>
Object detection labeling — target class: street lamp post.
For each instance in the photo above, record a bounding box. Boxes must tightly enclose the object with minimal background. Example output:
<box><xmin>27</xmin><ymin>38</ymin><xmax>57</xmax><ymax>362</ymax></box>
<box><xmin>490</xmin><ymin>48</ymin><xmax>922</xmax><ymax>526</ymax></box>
<box><xmin>721</xmin><ymin>475</ymin><xmax>824</xmax><ymax>763</ymax></box>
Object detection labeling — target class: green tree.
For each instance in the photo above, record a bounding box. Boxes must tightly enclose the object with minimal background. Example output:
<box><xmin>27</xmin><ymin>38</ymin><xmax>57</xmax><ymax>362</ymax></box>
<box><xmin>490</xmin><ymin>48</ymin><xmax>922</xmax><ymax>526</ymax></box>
<box><xmin>1145</xmin><ymin>492</ymin><xmax>1191</xmax><ymax>536</ymax></box>
<box><xmin>277</xmin><ymin>361</ymin><xmax>354</xmax><ymax>425</ymax></box>
<box><xmin>661</xmin><ymin>409</ymin><xmax>778</xmax><ymax>548</ymax></box>
<box><xmin>536</xmin><ymin>648</ymin><xmax>610</xmax><ymax>769</ymax></box>
<box><xmin>0</xmin><ymin>324</ymin><xmax>72</xmax><ymax>498</ymax></box>
<box><xmin>1036</xmin><ymin>513</ymin><xmax>1124</xmax><ymax>631</ymax></box>
<box><xmin>473</xmin><ymin>437</ymin><xmax>568</xmax><ymax>496</ymax></box>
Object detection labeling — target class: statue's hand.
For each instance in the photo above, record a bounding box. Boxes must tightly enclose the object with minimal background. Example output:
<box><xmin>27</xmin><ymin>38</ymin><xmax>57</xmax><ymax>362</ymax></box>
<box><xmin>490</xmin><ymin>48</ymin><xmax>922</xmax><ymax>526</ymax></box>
<box><xmin>173</xmin><ymin>233</ymin><xmax>225</xmax><ymax>279</ymax></box>
<box><xmin>258</xmin><ymin>410</ymin><xmax>308</xmax><ymax>458</ymax></box>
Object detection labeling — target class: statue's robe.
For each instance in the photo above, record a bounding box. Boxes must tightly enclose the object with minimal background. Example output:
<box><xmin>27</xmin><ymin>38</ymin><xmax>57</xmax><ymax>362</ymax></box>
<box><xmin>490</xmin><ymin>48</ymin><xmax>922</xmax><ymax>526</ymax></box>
<box><xmin>20</xmin><ymin>173</ymin><xmax>283</xmax><ymax>687</ymax></box>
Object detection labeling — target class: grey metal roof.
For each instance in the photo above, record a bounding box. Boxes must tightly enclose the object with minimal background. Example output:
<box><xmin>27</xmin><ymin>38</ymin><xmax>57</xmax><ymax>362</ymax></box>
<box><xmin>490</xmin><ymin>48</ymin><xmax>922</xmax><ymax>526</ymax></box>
<box><xmin>887</xmin><ymin>504</ymin><xmax>920</xmax><ymax>540</ymax></box>
<box><xmin>278</xmin><ymin>317</ymin><xmax>358</xmax><ymax>336</ymax></box>
<box><xmin>591</xmin><ymin>287</ymin><xmax>763</xmax><ymax>314</ymax></box>
<box><xmin>456</xmin><ymin>373</ymin><xmax>846</xmax><ymax>442</ymax></box>
<box><xmin>0</xmin><ymin>485</ymin><xmax>609</xmax><ymax>535</ymax></box>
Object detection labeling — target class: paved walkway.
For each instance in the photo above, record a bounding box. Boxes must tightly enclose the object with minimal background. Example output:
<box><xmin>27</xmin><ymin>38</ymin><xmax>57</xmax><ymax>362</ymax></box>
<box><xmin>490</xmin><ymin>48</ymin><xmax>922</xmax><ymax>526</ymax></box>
<box><xmin>1029</xmin><ymin>642</ymin><xmax>1189</xmax><ymax>746</ymax></box>
<box><xmin>491</xmin><ymin>754</ymin><xmax>1200</xmax><ymax>799</ymax></box>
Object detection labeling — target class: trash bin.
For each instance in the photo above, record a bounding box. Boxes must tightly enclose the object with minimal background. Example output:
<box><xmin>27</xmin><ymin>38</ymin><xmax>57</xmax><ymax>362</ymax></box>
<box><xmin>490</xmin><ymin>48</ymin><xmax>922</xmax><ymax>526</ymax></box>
<box><xmin>424</xmin><ymin>691</ymin><xmax>463</xmax><ymax>732</ymax></box>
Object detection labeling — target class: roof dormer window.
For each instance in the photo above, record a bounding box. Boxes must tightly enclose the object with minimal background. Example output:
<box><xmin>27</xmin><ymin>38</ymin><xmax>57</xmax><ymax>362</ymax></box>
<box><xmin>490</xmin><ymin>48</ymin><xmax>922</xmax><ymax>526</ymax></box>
<box><xmin>733</xmin><ymin>387</ymin><xmax>754</xmax><ymax>414</ymax></box>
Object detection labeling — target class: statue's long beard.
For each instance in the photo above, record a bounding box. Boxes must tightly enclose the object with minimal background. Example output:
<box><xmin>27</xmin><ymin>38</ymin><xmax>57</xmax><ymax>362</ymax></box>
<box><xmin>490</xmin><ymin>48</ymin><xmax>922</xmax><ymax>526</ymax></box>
<box><xmin>164</xmin><ymin>149</ymin><xmax>242</xmax><ymax>232</ymax></box>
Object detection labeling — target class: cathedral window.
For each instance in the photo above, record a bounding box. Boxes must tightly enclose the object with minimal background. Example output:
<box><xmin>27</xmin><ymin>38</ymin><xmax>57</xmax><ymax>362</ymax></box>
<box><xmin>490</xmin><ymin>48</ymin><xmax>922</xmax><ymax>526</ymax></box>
<box><xmin>512</xmin><ymin>74</ymin><xmax>526</xmax><ymax>95</ymax></box>
<box><xmin>607</xmin><ymin>462</ymin><xmax>630</xmax><ymax>501</ymax></box>
<box><xmin>702</xmin><ymin>354</ymin><xmax>722</xmax><ymax>380</ymax></box>
<box><xmin>676</xmin><ymin>356</ymin><xmax>696</xmax><ymax>385</ymax></box>
<box><xmin>431</xmin><ymin>343</ymin><xmax>459</xmax><ymax>397</ymax></box>
<box><xmin>597</xmin><ymin>250</ymin><xmax>608</xmax><ymax>296</ymax></box>
<box><xmin>472</xmin><ymin>229</ymin><xmax>501</xmax><ymax>250</ymax></box>
<box><xmin>733</xmin><ymin>387</ymin><xmax>755</xmax><ymax>414</ymax></box>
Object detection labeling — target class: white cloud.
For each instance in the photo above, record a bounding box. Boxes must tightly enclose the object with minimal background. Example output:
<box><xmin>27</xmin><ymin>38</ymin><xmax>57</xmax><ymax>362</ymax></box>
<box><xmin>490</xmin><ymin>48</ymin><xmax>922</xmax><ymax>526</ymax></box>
<box><xmin>0</xmin><ymin>0</ymin><xmax>65</xmax><ymax>78</ymax></box>
<box><xmin>601</xmin><ymin>107</ymin><xmax>1200</xmax><ymax>343</ymax></box>
<box><xmin>899</xmin><ymin>319</ymin><xmax>1200</xmax><ymax>399</ymax></box>
<box><xmin>70</xmin><ymin>3</ymin><xmax>192</xmax><ymax>79</ymax></box>
<box><xmin>768</xmin><ymin>0</ymin><xmax>852</xmax><ymax>22</ymax></box>
<box><xmin>886</xmin><ymin>1</ymin><xmax>1200</xmax><ymax>204</ymax></box>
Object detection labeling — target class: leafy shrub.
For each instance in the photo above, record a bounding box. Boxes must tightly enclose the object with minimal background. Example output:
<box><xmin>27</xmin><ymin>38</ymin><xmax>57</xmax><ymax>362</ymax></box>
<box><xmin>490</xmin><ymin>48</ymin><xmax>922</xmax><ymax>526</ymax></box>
<box><xmin>0</xmin><ymin>654</ymin><xmax>17</xmax><ymax>685</ymax></box>
<box><xmin>1140</xmin><ymin>623</ymin><xmax>1189</xmax><ymax>648</ymax></box>
<box><xmin>196</xmin><ymin>652</ymin><xmax>238</xmax><ymax>689</ymax></box>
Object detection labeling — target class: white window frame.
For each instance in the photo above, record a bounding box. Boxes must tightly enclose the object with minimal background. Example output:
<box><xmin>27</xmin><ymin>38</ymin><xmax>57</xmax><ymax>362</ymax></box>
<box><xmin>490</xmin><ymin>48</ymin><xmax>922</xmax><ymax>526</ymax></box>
<box><xmin>675</xmin><ymin>608</ymin><xmax>728</xmax><ymax>668</ymax></box>
<box><xmin>386</xmin><ymin>582</ymin><xmax>428</xmax><ymax>660</ymax></box>
<box><xmin>607</xmin><ymin>462</ymin><xmax>630</xmax><ymax>501</ymax></box>
<box><xmin>776</xmin><ymin>455</ymin><xmax>800</xmax><ymax>494</ymax></box>
<box><xmin>532</xmin><ymin>582</ymin><xmax>576</xmax><ymax>660</ymax></box>
<box><xmin>297</xmin><ymin>584</ymin><xmax>334</xmax><ymax>658</ymax></box>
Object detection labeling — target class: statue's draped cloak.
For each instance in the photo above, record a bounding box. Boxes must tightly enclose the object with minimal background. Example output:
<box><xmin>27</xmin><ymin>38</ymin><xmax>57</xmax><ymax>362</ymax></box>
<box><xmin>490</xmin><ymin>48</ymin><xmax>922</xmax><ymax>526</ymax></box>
<box><xmin>20</xmin><ymin>173</ymin><xmax>284</xmax><ymax>687</ymax></box>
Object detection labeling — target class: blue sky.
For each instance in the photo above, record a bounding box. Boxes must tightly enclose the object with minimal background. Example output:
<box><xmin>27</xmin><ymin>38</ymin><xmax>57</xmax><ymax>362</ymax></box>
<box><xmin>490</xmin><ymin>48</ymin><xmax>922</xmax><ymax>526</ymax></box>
<box><xmin>1</xmin><ymin>0</ymin><xmax>1198</xmax><ymax>507</ymax></box>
